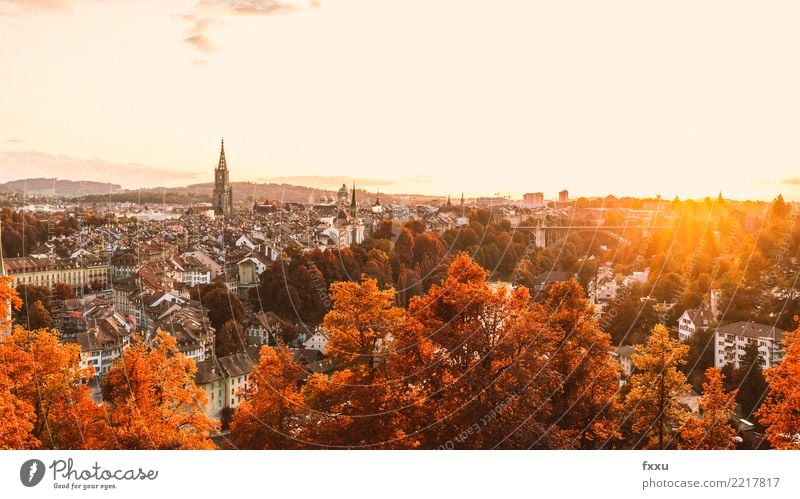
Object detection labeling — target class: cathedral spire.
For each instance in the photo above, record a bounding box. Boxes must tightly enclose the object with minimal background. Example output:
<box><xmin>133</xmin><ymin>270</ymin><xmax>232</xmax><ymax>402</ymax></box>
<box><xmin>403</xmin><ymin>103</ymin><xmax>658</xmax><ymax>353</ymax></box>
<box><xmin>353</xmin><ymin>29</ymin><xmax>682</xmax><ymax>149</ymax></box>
<box><xmin>218</xmin><ymin>138</ymin><xmax>227</xmax><ymax>170</ymax></box>
<box><xmin>213</xmin><ymin>138</ymin><xmax>232</xmax><ymax>217</ymax></box>
<box><xmin>350</xmin><ymin>182</ymin><xmax>357</xmax><ymax>218</ymax></box>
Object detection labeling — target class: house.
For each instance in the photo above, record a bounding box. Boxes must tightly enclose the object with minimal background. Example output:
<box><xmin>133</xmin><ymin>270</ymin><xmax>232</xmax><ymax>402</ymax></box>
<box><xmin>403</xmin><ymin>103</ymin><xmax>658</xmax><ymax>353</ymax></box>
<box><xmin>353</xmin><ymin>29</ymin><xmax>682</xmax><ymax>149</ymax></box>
<box><xmin>531</xmin><ymin>271</ymin><xmax>570</xmax><ymax>292</ymax></box>
<box><xmin>609</xmin><ymin>345</ymin><xmax>635</xmax><ymax>380</ymax></box>
<box><xmin>304</xmin><ymin>328</ymin><xmax>329</xmax><ymax>354</ymax></box>
<box><xmin>153</xmin><ymin>303</ymin><xmax>215</xmax><ymax>362</ymax></box>
<box><xmin>196</xmin><ymin>352</ymin><xmax>256</xmax><ymax>420</ymax></box>
<box><xmin>677</xmin><ymin>308</ymin><xmax>715</xmax><ymax>342</ymax></box>
<box><xmin>244</xmin><ymin>310</ymin><xmax>283</xmax><ymax>347</ymax></box>
<box><xmin>76</xmin><ymin>317</ymin><xmax>132</xmax><ymax>379</ymax></box>
<box><xmin>235</xmin><ymin>235</ymin><xmax>256</xmax><ymax>250</ymax></box>
<box><xmin>713</xmin><ymin>321</ymin><xmax>785</xmax><ymax>370</ymax></box>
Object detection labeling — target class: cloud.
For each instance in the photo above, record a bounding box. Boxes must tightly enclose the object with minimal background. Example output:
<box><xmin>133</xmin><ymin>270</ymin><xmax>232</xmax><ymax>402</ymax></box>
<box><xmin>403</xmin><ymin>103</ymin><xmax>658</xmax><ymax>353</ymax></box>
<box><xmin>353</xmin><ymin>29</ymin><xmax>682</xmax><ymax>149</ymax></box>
<box><xmin>183</xmin><ymin>0</ymin><xmax>321</xmax><ymax>55</ymax></box>
<box><xmin>0</xmin><ymin>0</ymin><xmax>95</xmax><ymax>15</ymax></box>
<box><xmin>0</xmin><ymin>150</ymin><xmax>203</xmax><ymax>189</ymax></box>
<box><xmin>3</xmin><ymin>138</ymin><xmax>22</xmax><ymax>144</ymax></box>
<box><xmin>781</xmin><ymin>178</ymin><xmax>800</xmax><ymax>185</ymax></box>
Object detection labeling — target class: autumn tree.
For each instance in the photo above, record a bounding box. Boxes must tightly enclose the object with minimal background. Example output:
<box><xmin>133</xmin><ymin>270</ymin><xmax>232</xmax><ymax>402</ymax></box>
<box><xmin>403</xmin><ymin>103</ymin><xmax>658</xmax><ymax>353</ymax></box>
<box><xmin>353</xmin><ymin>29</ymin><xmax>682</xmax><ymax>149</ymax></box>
<box><xmin>540</xmin><ymin>280</ymin><xmax>620</xmax><ymax>448</ymax></box>
<box><xmin>623</xmin><ymin>324</ymin><xmax>690</xmax><ymax>449</ymax></box>
<box><xmin>0</xmin><ymin>325</ymin><xmax>109</xmax><ymax>449</ymax></box>
<box><xmin>756</xmin><ymin>324</ymin><xmax>800</xmax><ymax>449</ymax></box>
<box><xmin>0</xmin><ymin>277</ymin><xmax>37</xmax><ymax>449</ymax></box>
<box><xmin>52</xmin><ymin>282</ymin><xmax>75</xmax><ymax>300</ymax></box>
<box><xmin>102</xmin><ymin>331</ymin><xmax>218</xmax><ymax>449</ymax></box>
<box><xmin>301</xmin><ymin>278</ymin><xmax>420</xmax><ymax>448</ymax></box>
<box><xmin>216</xmin><ymin>319</ymin><xmax>245</xmax><ymax>357</ymax></box>
<box><xmin>323</xmin><ymin>278</ymin><xmax>405</xmax><ymax>370</ymax></box>
<box><xmin>680</xmin><ymin>368</ymin><xmax>737</xmax><ymax>449</ymax></box>
<box><xmin>197</xmin><ymin>284</ymin><xmax>245</xmax><ymax>333</ymax></box>
<box><xmin>229</xmin><ymin>346</ymin><xmax>305</xmax><ymax>449</ymax></box>
<box><xmin>27</xmin><ymin>300</ymin><xmax>52</xmax><ymax>329</ymax></box>
<box><xmin>400</xmin><ymin>254</ymin><xmax>566</xmax><ymax>449</ymax></box>
<box><xmin>12</xmin><ymin>284</ymin><xmax>49</xmax><ymax>326</ymax></box>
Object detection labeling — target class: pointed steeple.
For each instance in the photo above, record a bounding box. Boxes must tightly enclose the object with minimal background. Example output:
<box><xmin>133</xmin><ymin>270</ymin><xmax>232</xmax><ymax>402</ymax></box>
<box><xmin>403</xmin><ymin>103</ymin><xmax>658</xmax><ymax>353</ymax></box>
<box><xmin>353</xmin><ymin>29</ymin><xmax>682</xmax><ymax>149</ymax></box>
<box><xmin>350</xmin><ymin>182</ymin><xmax>357</xmax><ymax>218</ymax></box>
<box><xmin>218</xmin><ymin>138</ymin><xmax>227</xmax><ymax>170</ymax></box>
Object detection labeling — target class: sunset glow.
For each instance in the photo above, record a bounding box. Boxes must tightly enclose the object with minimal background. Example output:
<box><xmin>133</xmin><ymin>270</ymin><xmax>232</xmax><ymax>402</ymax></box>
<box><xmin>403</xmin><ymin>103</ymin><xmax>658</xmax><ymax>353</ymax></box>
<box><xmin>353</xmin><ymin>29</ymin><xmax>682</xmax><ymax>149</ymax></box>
<box><xmin>1</xmin><ymin>0</ymin><xmax>799</xmax><ymax>200</ymax></box>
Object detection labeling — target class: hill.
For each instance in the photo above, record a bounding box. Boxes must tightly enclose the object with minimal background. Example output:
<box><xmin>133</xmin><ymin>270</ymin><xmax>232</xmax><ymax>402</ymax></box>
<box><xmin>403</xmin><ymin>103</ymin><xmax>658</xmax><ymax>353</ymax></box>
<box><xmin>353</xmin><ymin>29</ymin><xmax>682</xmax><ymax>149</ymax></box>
<box><xmin>0</xmin><ymin>178</ymin><xmax>121</xmax><ymax>197</ymax></box>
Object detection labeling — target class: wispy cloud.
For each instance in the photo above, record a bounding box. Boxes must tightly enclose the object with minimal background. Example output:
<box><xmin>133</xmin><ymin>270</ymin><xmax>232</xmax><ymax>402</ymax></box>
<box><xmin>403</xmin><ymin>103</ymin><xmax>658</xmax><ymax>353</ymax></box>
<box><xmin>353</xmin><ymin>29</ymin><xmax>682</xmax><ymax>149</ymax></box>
<box><xmin>781</xmin><ymin>177</ymin><xmax>800</xmax><ymax>185</ymax></box>
<box><xmin>183</xmin><ymin>0</ymin><xmax>321</xmax><ymax>56</ymax></box>
<box><xmin>3</xmin><ymin>138</ymin><xmax>22</xmax><ymax>144</ymax></box>
<box><xmin>0</xmin><ymin>0</ymin><xmax>94</xmax><ymax>15</ymax></box>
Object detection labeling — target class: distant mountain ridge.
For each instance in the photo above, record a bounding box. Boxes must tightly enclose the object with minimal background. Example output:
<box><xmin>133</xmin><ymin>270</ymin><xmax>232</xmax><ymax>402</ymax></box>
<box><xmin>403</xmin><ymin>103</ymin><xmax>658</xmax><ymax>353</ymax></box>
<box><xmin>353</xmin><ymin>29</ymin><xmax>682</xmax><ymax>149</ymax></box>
<box><xmin>1</xmin><ymin>177</ymin><xmax>443</xmax><ymax>204</ymax></box>
<box><xmin>0</xmin><ymin>178</ymin><xmax>121</xmax><ymax>197</ymax></box>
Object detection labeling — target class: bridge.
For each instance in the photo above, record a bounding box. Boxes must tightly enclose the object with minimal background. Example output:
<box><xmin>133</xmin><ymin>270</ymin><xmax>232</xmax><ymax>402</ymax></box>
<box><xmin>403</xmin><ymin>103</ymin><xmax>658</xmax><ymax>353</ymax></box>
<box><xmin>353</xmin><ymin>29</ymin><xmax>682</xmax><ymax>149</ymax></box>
<box><xmin>515</xmin><ymin>224</ymin><xmax>674</xmax><ymax>249</ymax></box>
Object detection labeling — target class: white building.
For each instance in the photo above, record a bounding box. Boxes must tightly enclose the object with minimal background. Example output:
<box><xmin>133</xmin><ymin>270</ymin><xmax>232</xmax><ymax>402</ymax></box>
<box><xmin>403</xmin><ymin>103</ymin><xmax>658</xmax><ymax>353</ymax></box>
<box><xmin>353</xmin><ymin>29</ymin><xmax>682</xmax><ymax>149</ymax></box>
<box><xmin>304</xmin><ymin>328</ymin><xmax>330</xmax><ymax>354</ymax></box>
<box><xmin>609</xmin><ymin>345</ymin><xmax>635</xmax><ymax>380</ymax></box>
<box><xmin>195</xmin><ymin>352</ymin><xmax>255</xmax><ymax>420</ymax></box>
<box><xmin>713</xmin><ymin>321</ymin><xmax>785</xmax><ymax>370</ymax></box>
<box><xmin>677</xmin><ymin>308</ymin><xmax>715</xmax><ymax>342</ymax></box>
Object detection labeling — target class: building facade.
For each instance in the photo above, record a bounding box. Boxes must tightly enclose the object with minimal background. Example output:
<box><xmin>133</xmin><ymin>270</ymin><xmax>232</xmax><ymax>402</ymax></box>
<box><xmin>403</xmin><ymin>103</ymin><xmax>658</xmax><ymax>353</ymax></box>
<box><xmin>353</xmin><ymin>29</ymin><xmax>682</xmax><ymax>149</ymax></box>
<box><xmin>3</xmin><ymin>256</ymin><xmax>109</xmax><ymax>293</ymax></box>
<box><xmin>713</xmin><ymin>321</ymin><xmax>785</xmax><ymax>370</ymax></box>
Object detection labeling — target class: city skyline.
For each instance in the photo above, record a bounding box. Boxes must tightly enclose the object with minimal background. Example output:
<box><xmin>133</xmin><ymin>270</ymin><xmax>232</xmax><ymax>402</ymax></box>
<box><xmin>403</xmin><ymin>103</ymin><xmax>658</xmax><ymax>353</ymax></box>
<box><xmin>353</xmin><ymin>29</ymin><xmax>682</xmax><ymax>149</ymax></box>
<box><xmin>1</xmin><ymin>1</ymin><xmax>800</xmax><ymax>201</ymax></box>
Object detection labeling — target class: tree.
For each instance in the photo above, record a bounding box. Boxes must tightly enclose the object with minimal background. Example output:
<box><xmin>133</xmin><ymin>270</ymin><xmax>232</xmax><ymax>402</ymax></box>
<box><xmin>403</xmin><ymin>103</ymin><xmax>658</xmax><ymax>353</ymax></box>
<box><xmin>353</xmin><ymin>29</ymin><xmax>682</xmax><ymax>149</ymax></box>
<box><xmin>301</xmin><ymin>279</ymin><xmax>421</xmax><ymax>449</ymax></box>
<box><xmin>198</xmin><ymin>285</ymin><xmax>244</xmax><ymax>333</ymax></box>
<box><xmin>602</xmin><ymin>284</ymin><xmax>658</xmax><ymax>345</ymax></box>
<box><xmin>756</xmin><ymin>323</ymin><xmax>800</xmax><ymax>449</ymax></box>
<box><xmin>323</xmin><ymin>278</ymin><xmax>405</xmax><ymax>371</ymax></box>
<box><xmin>683</xmin><ymin>328</ymin><xmax>716</xmax><ymax>391</ymax></box>
<box><xmin>102</xmin><ymin>332</ymin><xmax>218</xmax><ymax>449</ymax></box>
<box><xmin>680</xmin><ymin>368</ymin><xmax>737</xmax><ymax>449</ymax></box>
<box><xmin>0</xmin><ymin>278</ymin><xmax>36</xmax><ymax>449</ymax></box>
<box><xmin>229</xmin><ymin>346</ymin><xmax>305</xmax><ymax>449</ymax></box>
<box><xmin>12</xmin><ymin>284</ymin><xmax>49</xmax><ymax>326</ymax></box>
<box><xmin>540</xmin><ymin>280</ymin><xmax>620</xmax><ymax>448</ymax></box>
<box><xmin>27</xmin><ymin>300</ymin><xmax>52</xmax><ymax>330</ymax></box>
<box><xmin>52</xmin><ymin>282</ymin><xmax>75</xmax><ymax>300</ymax></box>
<box><xmin>623</xmin><ymin>324</ymin><xmax>690</xmax><ymax>449</ymax></box>
<box><xmin>733</xmin><ymin>340</ymin><xmax>768</xmax><ymax>419</ymax></box>
<box><xmin>0</xmin><ymin>325</ymin><xmax>109</xmax><ymax>449</ymax></box>
<box><xmin>216</xmin><ymin>319</ymin><xmax>245</xmax><ymax>357</ymax></box>
<box><xmin>400</xmin><ymin>254</ymin><xmax>566</xmax><ymax>449</ymax></box>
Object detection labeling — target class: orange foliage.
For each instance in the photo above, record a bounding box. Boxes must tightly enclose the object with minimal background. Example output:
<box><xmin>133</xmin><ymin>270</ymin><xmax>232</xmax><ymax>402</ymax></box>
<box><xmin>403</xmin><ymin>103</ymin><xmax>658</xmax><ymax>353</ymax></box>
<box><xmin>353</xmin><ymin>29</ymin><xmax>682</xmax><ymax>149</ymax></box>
<box><xmin>102</xmin><ymin>331</ymin><xmax>218</xmax><ymax>449</ymax></box>
<box><xmin>229</xmin><ymin>346</ymin><xmax>306</xmax><ymax>449</ymax></box>
<box><xmin>680</xmin><ymin>368</ymin><xmax>737</xmax><ymax>449</ymax></box>
<box><xmin>0</xmin><ymin>325</ymin><xmax>109</xmax><ymax>449</ymax></box>
<box><xmin>623</xmin><ymin>324</ymin><xmax>690</xmax><ymax>449</ymax></box>
<box><xmin>541</xmin><ymin>280</ymin><xmax>621</xmax><ymax>447</ymax></box>
<box><xmin>402</xmin><ymin>254</ymin><xmax>566</xmax><ymax>448</ymax></box>
<box><xmin>756</xmin><ymin>325</ymin><xmax>800</xmax><ymax>449</ymax></box>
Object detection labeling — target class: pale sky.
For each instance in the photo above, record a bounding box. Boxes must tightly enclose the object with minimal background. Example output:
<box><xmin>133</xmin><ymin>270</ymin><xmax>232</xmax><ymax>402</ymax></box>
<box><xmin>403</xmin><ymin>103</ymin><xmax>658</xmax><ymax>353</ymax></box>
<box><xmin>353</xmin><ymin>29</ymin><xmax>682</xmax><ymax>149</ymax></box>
<box><xmin>1</xmin><ymin>0</ymin><xmax>799</xmax><ymax>200</ymax></box>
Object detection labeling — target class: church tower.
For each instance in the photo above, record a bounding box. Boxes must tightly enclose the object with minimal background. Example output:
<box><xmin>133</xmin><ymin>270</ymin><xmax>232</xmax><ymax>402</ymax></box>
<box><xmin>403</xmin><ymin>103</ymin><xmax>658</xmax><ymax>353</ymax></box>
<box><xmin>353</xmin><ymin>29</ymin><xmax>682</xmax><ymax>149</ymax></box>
<box><xmin>213</xmin><ymin>138</ymin><xmax>233</xmax><ymax>217</ymax></box>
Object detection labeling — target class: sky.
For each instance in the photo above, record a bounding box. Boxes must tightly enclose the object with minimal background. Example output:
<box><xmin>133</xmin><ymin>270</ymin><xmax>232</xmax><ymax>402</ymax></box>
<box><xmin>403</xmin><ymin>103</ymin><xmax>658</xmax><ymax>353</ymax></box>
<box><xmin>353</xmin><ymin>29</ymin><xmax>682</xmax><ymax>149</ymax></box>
<box><xmin>1</xmin><ymin>0</ymin><xmax>799</xmax><ymax>201</ymax></box>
